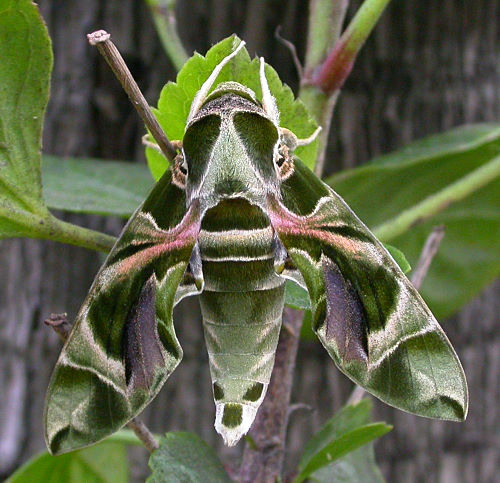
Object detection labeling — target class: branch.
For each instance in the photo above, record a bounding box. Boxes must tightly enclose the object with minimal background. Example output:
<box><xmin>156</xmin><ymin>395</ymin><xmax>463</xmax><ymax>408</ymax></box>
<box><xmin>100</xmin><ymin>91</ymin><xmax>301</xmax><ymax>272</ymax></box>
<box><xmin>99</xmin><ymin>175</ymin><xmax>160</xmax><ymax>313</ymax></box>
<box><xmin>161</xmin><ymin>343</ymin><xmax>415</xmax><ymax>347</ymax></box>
<box><xmin>374</xmin><ymin>155</ymin><xmax>500</xmax><ymax>242</ymax></box>
<box><xmin>127</xmin><ymin>418</ymin><xmax>160</xmax><ymax>453</ymax></box>
<box><xmin>411</xmin><ymin>225</ymin><xmax>445</xmax><ymax>290</ymax></box>
<box><xmin>308</xmin><ymin>0</ymin><xmax>392</xmax><ymax>94</ymax></box>
<box><xmin>87</xmin><ymin>30</ymin><xmax>177</xmax><ymax>162</ymax></box>
<box><xmin>303</xmin><ymin>0</ymin><xmax>350</xmax><ymax>74</ymax></box>
<box><xmin>275</xmin><ymin>26</ymin><xmax>303</xmax><ymax>79</ymax></box>
<box><xmin>42</xmin><ymin>215</ymin><xmax>116</xmax><ymax>253</ymax></box>
<box><xmin>300</xmin><ymin>0</ymin><xmax>395</xmax><ymax>176</ymax></box>
<box><xmin>44</xmin><ymin>314</ymin><xmax>159</xmax><ymax>453</ymax></box>
<box><xmin>238</xmin><ymin>308</ymin><xmax>303</xmax><ymax>482</ymax></box>
<box><xmin>6</xmin><ymin>208</ymin><xmax>116</xmax><ymax>253</ymax></box>
<box><xmin>299</xmin><ymin>0</ymin><xmax>349</xmax><ymax>176</ymax></box>
<box><xmin>145</xmin><ymin>0</ymin><xmax>189</xmax><ymax>71</ymax></box>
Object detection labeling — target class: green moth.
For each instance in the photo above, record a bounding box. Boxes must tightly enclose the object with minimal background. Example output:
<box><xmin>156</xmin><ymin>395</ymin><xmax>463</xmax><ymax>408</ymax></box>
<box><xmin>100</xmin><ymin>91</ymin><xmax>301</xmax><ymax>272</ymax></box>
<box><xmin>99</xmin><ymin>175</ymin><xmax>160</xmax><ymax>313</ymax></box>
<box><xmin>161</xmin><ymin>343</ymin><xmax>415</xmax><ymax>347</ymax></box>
<box><xmin>44</xmin><ymin>41</ymin><xmax>468</xmax><ymax>454</ymax></box>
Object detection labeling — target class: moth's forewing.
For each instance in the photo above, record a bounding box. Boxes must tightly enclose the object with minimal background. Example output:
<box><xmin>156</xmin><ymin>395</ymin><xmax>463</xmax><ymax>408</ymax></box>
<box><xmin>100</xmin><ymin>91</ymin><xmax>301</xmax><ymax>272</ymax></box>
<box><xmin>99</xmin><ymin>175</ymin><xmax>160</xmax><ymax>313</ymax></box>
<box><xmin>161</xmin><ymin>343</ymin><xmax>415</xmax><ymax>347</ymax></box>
<box><xmin>269</xmin><ymin>158</ymin><xmax>468</xmax><ymax>421</ymax></box>
<box><xmin>44</xmin><ymin>170</ymin><xmax>201</xmax><ymax>454</ymax></box>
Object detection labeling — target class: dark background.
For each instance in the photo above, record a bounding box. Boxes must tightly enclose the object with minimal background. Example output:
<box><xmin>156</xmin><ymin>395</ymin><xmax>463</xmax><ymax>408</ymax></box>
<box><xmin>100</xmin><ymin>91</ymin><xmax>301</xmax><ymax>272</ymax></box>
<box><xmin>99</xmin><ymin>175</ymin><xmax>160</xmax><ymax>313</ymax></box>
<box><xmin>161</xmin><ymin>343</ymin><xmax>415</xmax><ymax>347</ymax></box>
<box><xmin>1</xmin><ymin>0</ymin><xmax>499</xmax><ymax>481</ymax></box>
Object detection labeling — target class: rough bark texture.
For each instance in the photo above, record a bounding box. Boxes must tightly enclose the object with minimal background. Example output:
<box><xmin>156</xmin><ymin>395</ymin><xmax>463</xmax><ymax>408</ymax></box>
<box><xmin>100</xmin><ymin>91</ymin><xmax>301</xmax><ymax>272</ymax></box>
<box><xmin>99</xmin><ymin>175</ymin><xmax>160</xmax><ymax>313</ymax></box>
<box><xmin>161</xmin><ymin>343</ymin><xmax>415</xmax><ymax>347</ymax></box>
<box><xmin>0</xmin><ymin>1</ymin><xmax>498</xmax><ymax>481</ymax></box>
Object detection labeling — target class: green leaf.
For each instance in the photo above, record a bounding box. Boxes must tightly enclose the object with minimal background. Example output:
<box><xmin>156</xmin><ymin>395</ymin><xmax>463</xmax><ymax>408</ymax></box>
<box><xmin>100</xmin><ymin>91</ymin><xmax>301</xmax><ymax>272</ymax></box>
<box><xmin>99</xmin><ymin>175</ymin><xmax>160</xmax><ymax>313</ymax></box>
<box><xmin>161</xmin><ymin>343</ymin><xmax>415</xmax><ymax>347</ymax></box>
<box><xmin>0</xmin><ymin>1</ymin><xmax>114</xmax><ymax>252</ymax></box>
<box><xmin>285</xmin><ymin>280</ymin><xmax>311</xmax><ymax>310</ymax></box>
<box><xmin>295</xmin><ymin>399</ymin><xmax>391</xmax><ymax>483</ymax></box>
<box><xmin>147</xmin><ymin>35</ymin><xmax>319</xmax><ymax>178</ymax></box>
<box><xmin>383</xmin><ymin>243</ymin><xmax>411</xmax><ymax>273</ymax></box>
<box><xmin>6</xmin><ymin>440</ymin><xmax>128</xmax><ymax>483</ymax></box>
<box><xmin>299</xmin><ymin>310</ymin><xmax>316</xmax><ymax>340</ymax></box>
<box><xmin>42</xmin><ymin>155</ymin><xmax>153</xmax><ymax>217</ymax></box>
<box><xmin>308</xmin><ymin>444</ymin><xmax>385</xmax><ymax>483</ymax></box>
<box><xmin>148</xmin><ymin>432</ymin><xmax>232</xmax><ymax>483</ymax></box>
<box><xmin>0</xmin><ymin>0</ymin><xmax>52</xmax><ymax>237</ymax></box>
<box><xmin>327</xmin><ymin>124</ymin><xmax>500</xmax><ymax>318</ymax></box>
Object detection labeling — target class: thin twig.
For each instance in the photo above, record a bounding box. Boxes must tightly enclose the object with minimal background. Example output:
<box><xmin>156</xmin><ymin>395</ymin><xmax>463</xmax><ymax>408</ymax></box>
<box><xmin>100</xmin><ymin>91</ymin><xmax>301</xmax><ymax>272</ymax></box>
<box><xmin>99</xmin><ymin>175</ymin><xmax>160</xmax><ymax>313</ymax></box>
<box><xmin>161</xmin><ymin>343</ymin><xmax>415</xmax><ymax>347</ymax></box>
<box><xmin>347</xmin><ymin>384</ymin><xmax>367</xmax><ymax>405</ymax></box>
<box><xmin>309</xmin><ymin>0</ymin><xmax>392</xmax><ymax>94</ymax></box>
<box><xmin>299</xmin><ymin>0</ymin><xmax>349</xmax><ymax>177</ymax></box>
<box><xmin>275</xmin><ymin>26</ymin><xmax>303</xmax><ymax>79</ymax></box>
<box><xmin>44</xmin><ymin>313</ymin><xmax>72</xmax><ymax>341</ymax></box>
<box><xmin>288</xmin><ymin>402</ymin><xmax>314</xmax><ymax>418</ymax></box>
<box><xmin>87</xmin><ymin>30</ymin><xmax>177</xmax><ymax>162</ymax></box>
<box><xmin>374</xmin><ymin>155</ymin><xmax>500</xmax><ymax>242</ymax></box>
<box><xmin>411</xmin><ymin>225</ymin><xmax>445</xmax><ymax>290</ymax></box>
<box><xmin>44</xmin><ymin>313</ymin><xmax>159</xmax><ymax>453</ymax></box>
<box><xmin>346</xmin><ymin>225</ymin><xmax>446</xmax><ymax>404</ymax></box>
<box><xmin>146</xmin><ymin>0</ymin><xmax>189</xmax><ymax>72</ymax></box>
<box><xmin>127</xmin><ymin>418</ymin><xmax>160</xmax><ymax>453</ymax></box>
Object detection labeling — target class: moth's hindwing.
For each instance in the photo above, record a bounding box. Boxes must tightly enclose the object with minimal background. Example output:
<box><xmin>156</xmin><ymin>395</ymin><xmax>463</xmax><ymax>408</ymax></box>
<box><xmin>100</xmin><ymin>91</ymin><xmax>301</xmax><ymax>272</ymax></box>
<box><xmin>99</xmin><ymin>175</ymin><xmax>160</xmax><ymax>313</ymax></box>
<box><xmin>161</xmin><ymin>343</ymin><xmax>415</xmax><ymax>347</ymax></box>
<box><xmin>44</xmin><ymin>170</ymin><xmax>201</xmax><ymax>454</ymax></box>
<box><xmin>270</xmin><ymin>158</ymin><xmax>468</xmax><ymax>421</ymax></box>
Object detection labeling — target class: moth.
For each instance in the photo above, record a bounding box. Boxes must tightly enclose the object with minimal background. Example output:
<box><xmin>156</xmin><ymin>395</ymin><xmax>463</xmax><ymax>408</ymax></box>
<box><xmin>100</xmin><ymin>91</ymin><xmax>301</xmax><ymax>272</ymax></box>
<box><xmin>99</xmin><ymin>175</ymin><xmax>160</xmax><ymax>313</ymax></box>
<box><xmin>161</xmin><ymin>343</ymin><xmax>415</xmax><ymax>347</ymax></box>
<box><xmin>45</xmin><ymin>41</ymin><xmax>468</xmax><ymax>454</ymax></box>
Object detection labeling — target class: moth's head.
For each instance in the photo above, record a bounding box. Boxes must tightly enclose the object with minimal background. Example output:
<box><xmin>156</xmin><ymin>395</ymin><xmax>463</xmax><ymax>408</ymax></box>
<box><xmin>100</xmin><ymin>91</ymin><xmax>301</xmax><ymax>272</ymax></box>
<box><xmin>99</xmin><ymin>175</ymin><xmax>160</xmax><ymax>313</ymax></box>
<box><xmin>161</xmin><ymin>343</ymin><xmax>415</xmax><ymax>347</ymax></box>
<box><xmin>180</xmin><ymin>81</ymin><xmax>285</xmax><ymax>208</ymax></box>
<box><xmin>170</xmin><ymin>46</ymin><xmax>316</xmax><ymax>211</ymax></box>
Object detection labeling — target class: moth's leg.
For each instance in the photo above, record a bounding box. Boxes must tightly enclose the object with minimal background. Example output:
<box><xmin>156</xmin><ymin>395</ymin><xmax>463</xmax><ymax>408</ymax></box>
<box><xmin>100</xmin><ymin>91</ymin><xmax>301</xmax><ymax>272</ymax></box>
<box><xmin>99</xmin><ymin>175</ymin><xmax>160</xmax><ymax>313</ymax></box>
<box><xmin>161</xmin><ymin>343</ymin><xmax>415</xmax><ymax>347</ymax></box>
<box><xmin>142</xmin><ymin>136</ymin><xmax>183</xmax><ymax>156</ymax></box>
<box><xmin>188</xmin><ymin>242</ymin><xmax>204</xmax><ymax>291</ymax></box>
<box><xmin>272</xmin><ymin>233</ymin><xmax>288</xmax><ymax>274</ymax></box>
<box><xmin>168</xmin><ymin>140</ymin><xmax>189</xmax><ymax>189</ymax></box>
<box><xmin>175</xmin><ymin>241</ymin><xmax>204</xmax><ymax>304</ymax></box>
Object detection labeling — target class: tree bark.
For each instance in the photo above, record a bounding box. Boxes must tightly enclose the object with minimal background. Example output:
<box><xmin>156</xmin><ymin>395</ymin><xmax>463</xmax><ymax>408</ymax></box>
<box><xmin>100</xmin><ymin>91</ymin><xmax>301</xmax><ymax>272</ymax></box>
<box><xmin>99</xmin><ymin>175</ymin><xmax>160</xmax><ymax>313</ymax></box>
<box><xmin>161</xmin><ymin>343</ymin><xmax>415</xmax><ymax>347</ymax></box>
<box><xmin>0</xmin><ymin>1</ymin><xmax>498</xmax><ymax>482</ymax></box>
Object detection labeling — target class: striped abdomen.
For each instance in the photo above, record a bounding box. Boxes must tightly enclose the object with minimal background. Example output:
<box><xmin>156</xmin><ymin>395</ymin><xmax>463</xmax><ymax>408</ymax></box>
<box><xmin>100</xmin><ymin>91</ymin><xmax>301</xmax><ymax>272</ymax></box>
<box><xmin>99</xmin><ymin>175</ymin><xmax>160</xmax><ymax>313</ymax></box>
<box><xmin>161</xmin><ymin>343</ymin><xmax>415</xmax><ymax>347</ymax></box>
<box><xmin>198</xmin><ymin>198</ymin><xmax>285</xmax><ymax>445</ymax></box>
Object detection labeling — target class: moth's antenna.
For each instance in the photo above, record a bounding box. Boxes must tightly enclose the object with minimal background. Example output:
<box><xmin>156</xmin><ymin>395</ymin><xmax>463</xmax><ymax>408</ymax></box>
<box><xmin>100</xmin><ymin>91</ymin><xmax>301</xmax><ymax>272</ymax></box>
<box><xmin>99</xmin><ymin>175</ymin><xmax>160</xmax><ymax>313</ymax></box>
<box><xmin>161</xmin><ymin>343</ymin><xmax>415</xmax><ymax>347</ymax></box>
<box><xmin>187</xmin><ymin>41</ymin><xmax>246</xmax><ymax>126</ymax></box>
<box><xmin>295</xmin><ymin>126</ymin><xmax>322</xmax><ymax>146</ymax></box>
<box><xmin>259</xmin><ymin>57</ymin><xmax>279</xmax><ymax>127</ymax></box>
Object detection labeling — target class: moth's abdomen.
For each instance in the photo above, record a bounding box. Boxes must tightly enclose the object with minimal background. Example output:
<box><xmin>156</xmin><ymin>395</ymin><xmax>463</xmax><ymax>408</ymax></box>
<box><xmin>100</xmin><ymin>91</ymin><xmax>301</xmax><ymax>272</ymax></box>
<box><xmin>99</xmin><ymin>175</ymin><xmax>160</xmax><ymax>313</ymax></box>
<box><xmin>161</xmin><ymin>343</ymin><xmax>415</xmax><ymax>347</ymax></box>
<box><xmin>198</xmin><ymin>199</ymin><xmax>285</xmax><ymax>446</ymax></box>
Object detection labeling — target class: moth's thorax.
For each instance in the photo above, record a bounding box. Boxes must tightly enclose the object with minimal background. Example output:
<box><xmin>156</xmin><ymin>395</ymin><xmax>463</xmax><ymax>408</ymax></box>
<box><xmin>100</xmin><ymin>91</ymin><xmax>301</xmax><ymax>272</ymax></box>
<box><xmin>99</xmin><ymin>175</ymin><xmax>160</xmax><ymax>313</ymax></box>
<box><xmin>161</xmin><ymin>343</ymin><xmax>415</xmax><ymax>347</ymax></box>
<box><xmin>183</xmin><ymin>93</ymin><xmax>281</xmax><ymax>211</ymax></box>
<box><xmin>198</xmin><ymin>198</ymin><xmax>282</xmax><ymax>291</ymax></box>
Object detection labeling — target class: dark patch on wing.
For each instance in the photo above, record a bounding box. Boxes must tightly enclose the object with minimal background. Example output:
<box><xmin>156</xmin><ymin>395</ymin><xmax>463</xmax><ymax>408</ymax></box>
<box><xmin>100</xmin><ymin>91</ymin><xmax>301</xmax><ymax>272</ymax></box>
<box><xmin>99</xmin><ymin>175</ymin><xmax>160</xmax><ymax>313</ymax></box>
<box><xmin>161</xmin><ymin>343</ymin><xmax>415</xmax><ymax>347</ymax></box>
<box><xmin>322</xmin><ymin>258</ymin><xmax>368</xmax><ymax>363</ymax></box>
<box><xmin>123</xmin><ymin>275</ymin><xmax>164</xmax><ymax>393</ymax></box>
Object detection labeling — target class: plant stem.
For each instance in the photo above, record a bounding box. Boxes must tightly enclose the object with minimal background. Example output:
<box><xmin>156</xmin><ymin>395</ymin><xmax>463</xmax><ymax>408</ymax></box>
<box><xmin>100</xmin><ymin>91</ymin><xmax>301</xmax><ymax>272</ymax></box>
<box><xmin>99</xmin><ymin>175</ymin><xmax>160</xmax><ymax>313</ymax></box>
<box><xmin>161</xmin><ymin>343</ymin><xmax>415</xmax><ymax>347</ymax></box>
<box><xmin>145</xmin><ymin>0</ymin><xmax>189</xmax><ymax>71</ymax></box>
<box><xmin>300</xmin><ymin>1</ymin><xmax>349</xmax><ymax>176</ymax></box>
<box><xmin>128</xmin><ymin>418</ymin><xmax>160</xmax><ymax>453</ymax></box>
<box><xmin>238</xmin><ymin>308</ymin><xmax>303</xmax><ymax>483</ymax></box>
<box><xmin>237</xmin><ymin>2</ymin><xmax>369</xmax><ymax>479</ymax></box>
<box><xmin>87</xmin><ymin>30</ymin><xmax>178</xmax><ymax>162</ymax></box>
<box><xmin>303</xmin><ymin>0</ymin><xmax>350</xmax><ymax>74</ymax></box>
<box><xmin>300</xmin><ymin>0</ymin><xmax>394</xmax><ymax>176</ymax></box>
<box><xmin>108</xmin><ymin>429</ymin><xmax>160</xmax><ymax>447</ymax></box>
<box><xmin>410</xmin><ymin>225</ymin><xmax>445</xmax><ymax>290</ymax></box>
<box><xmin>374</xmin><ymin>154</ymin><xmax>500</xmax><ymax>242</ymax></box>
<box><xmin>40</xmin><ymin>215</ymin><xmax>116</xmax><ymax>252</ymax></box>
<box><xmin>312</xmin><ymin>0</ymin><xmax>392</xmax><ymax>94</ymax></box>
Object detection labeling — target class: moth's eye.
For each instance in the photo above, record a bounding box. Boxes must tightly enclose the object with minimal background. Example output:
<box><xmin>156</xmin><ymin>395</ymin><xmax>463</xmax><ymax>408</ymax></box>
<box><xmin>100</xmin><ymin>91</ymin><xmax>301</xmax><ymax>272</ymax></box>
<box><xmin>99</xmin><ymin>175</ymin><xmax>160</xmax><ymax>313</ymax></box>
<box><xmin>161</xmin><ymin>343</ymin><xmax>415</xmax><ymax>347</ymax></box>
<box><xmin>276</xmin><ymin>153</ymin><xmax>286</xmax><ymax>168</ymax></box>
<box><xmin>179</xmin><ymin>157</ymin><xmax>188</xmax><ymax>175</ymax></box>
<box><xmin>275</xmin><ymin>143</ymin><xmax>294</xmax><ymax>180</ymax></box>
